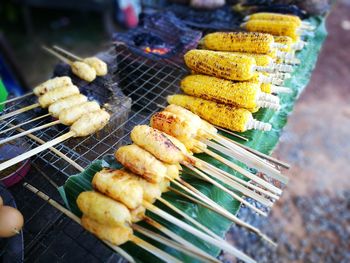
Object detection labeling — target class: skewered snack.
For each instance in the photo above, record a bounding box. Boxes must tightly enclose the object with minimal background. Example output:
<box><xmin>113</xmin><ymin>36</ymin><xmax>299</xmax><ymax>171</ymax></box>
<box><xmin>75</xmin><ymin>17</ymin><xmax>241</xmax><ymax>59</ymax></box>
<box><xmin>70</xmin><ymin>61</ymin><xmax>97</xmax><ymax>82</ymax></box>
<box><xmin>184</xmin><ymin>49</ymin><xmax>271</xmax><ymax>81</ymax></box>
<box><xmin>70</xmin><ymin>109</ymin><xmax>110</xmax><ymax>137</ymax></box>
<box><xmin>92</xmin><ymin>168</ymin><xmax>144</xmax><ymax>210</ymax></box>
<box><xmin>38</xmin><ymin>85</ymin><xmax>80</xmax><ymax>108</ymax></box>
<box><xmin>116</xmin><ymin>144</ymin><xmax>169</xmax><ymax>183</ymax></box>
<box><xmin>181</xmin><ymin>75</ymin><xmax>280</xmax><ymax>111</ymax></box>
<box><xmin>82</xmin><ymin>57</ymin><xmax>108</xmax><ymax>76</ymax></box>
<box><xmin>48</xmin><ymin>94</ymin><xmax>88</xmax><ymax>117</ymax></box>
<box><xmin>241</xmin><ymin>20</ymin><xmax>301</xmax><ymax>41</ymax></box>
<box><xmin>33</xmin><ymin>76</ymin><xmax>72</xmax><ymax>96</ymax></box>
<box><xmin>199</xmin><ymin>32</ymin><xmax>282</xmax><ymax>54</ymax></box>
<box><xmin>167</xmin><ymin>94</ymin><xmax>271</xmax><ymax>132</ymax></box>
<box><xmin>81</xmin><ymin>215</ymin><xmax>132</xmax><ymax>246</ymax></box>
<box><xmin>59</xmin><ymin>101</ymin><xmax>101</xmax><ymax>126</ymax></box>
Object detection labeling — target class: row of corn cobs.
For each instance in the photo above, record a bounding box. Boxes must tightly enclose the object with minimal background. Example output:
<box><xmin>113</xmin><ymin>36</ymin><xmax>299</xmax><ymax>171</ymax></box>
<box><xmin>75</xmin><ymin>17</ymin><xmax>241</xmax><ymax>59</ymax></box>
<box><xmin>168</xmin><ymin>12</ymin><xmax>314</xmax><ymax>133</ymax></box>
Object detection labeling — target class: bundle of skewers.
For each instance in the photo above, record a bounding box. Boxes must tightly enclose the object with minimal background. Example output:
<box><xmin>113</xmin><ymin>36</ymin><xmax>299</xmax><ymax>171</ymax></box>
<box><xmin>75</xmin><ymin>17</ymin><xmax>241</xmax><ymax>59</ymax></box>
<box><xmin>1</xmin><ymin>11</ymin><xmax>318</xmax><ymax>263</ymax></box>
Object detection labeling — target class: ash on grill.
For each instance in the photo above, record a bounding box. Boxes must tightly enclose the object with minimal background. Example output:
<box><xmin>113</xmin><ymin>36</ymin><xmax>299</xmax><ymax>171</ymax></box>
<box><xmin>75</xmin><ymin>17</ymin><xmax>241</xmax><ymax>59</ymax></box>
<box><xmin>113</xmin><ymin>11</ymin><xmax>201</xmax><ymax>64</ymax></box>
<box><xmin>162</xmin><ymin>4</ymin><xmax>242</xmax><ymax>31</ymax></box>
<box><xmin>53</xmin><ymin>48</ymin><xmax>131</xmax><ymax>160</ymax></box>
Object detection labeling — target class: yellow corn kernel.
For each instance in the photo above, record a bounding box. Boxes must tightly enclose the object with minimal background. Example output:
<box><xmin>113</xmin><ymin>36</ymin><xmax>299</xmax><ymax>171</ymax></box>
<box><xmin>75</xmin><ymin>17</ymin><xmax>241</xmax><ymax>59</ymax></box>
<box><xmin>260</xmin><ymin>83</ymin><xmax>272</xmax><ymax>94</ymax></box>
<box><xmin>273</xmin><ymin>36</ymin><xmax>293</xmax><ymax>52</ymax></box>
<box><xmin>184</xmin><ymin>49</ymin><xmax>257</xmax><ymax>81</ymax></box>
<box><xmin>248</xmin><ymin>12</ymin><xmax>302</xmax><ymax>27</ymax></box>
<box><xmin>218</xmin><ymin>51</ymin><xmax>274</xmax><ymax>67</ymax></box>
<box><xmin>200</xmin><ymin>32</ymin><xmax>275</xmax><ymax>54</ymax></box>
<box><xmin>167</xmin><ymin>94</ymin><xmax>252</xmax><ymax>132</ymax></box>
<box><xmin>181</xmin><ymin>74</ymin><xmax>261</xmax><ymax>109</ymax></box>
<box><xmin>243</xmin><ymin>20</ymin><xmax>300</xmax><ymax>41</ymax></box>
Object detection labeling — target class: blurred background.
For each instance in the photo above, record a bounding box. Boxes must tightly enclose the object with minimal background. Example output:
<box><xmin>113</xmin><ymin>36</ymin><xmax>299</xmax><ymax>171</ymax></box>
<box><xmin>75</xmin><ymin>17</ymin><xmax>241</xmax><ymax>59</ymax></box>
<box><xmin>0</xmin><ymin>0</ymin><xmax>349</xmax><ymax>262</ymax></box>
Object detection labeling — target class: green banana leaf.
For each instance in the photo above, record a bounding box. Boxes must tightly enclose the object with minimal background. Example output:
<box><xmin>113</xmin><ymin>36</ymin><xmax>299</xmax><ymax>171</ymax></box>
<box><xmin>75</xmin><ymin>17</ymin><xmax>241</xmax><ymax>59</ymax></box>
<box><xmin>58</xmin><ymin>16</ymin><xmax>328</xmax><ymax>262</ymax></box>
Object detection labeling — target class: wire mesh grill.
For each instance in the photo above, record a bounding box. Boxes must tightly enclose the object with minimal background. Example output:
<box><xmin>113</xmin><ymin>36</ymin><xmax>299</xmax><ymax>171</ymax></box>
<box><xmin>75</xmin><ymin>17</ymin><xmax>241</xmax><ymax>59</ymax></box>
<box><xmin>1</xmin><ymin>44</ymin><xmax>188</xmax><ymax>262</ymax></box>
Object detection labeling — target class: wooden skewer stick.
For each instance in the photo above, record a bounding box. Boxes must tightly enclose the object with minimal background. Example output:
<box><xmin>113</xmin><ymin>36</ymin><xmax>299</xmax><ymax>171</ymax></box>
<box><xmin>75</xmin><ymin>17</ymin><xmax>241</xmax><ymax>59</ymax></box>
<box><xmin>144</xmin><ymin>216</ymin><xmax>220</xmax><ymax>263</ymax></box>
<box><xmin>0</xmin><ymin>92</ymin><xmax>34</xmax><ymax>106</ymax></box>
<box><xmin>133</xmin><ymin>224</ymin><xmax>212</xmax><ymax>263</ymax></box>
<box><xmin>198</xmin><ymin>159</ymin><xmax>279</xmax><ymax>200</ymax></box>
<box><xmin>185</xmin><ymin>164</ymin><xmax>268</xmax><ymax>216</ymax></box>
<box><xmin>215</xmin><ymin>126</ymin><xmax>249</xmax><ymax>141</ymax></box>
<box><xmin>12</xmin><ymin>124</ymin><xmax>84</xmax><ymax>172</ymax></box>
<box><xmin>0</xmin><ymin>113</ymin><xmax>51</xmax><ymax>135</ymax></box>
<box><xmin>0</xmin><ymin>120</ymin><xmax>60</xmax><ymax>145</ymax></box>
<box><xmin>144</xmin><ymin>201</ymin><xmax>256</xmax><ymax>263</ymax></box>
<box><xmin>0</xmin><ymin>103</ymin><xmax>40</xmax><ymax>121</ymax></box>
<box><xmin>53</xmin><ymin>45</ymin><xmax>82</xmax><ymax>61</ymax></box>
<box><xmin>171</xmin><ymin>178</ymin><xmax>276</xmax><ymax>247</ymax></box>
<box><xmin>193</xmin><ymin>157</ymin><xmax>276</xmax><ymax>204</ymax></box>
<box><xmin>0</xmin><ymin>131</ymin><xmax>75</xmax><ymax>171</ymax></box>
<box><xmin>205</xmin><ymin>139</ymin><xmax>289</xmax><ymax>184</ymax></box>
<box><xmin>42</xmin><ymin>46</ymin><xmax>72</xmax><ymax>64</ymax></box>
<box><xmin>219</xmin><ymin>135</ymin><xmax>290</xmax><ymax>169</ymax></box>
<box><xmin>158</xmin><ymin>197</ymin><xmax>222</xmax><ymax>240</ymax></box>
<box><xmin>198</xmin><ymin>147</ymin><xmax>282</xmax><ymax>195</ymax></box>
<box><xmin>23</xmin><ymin>182</ymin><xmax>135</xmax><ymax>263</ymax></box>
<box><xmin>129</xmin><ymin>235</ymin><xmax>181</xmax><ymax>263</ymax></box>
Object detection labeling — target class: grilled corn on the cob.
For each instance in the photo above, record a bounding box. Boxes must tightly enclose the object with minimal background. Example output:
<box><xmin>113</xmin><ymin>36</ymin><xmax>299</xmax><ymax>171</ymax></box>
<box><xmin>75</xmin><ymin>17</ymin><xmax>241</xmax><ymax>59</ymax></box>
<box><xmin>181</xmin><ymin>75</ymin><xmax>280</xmax><ymax>110</ymax></box>
<box><xmin>242</xmin><ymin>20</ymin><xmax>300</xmax><ymax>41</ymax></box>
<box><xmin>167</xmin><ymin>94</ymin><xmax>271</xmax><ymax>132</ymax></box>
<box><xmin>247</xmin><ymin>13</ymin><xmax>302</xmax><ymax>26</ymax></box>
<box><xmin>184</xmin><ymin>49</ymin><xmax>262</xmax><ymax>81</ymax></box>
<box><xmin>200</xmin><ymin>32</ymin><xmax>278</xmax><ymax>54</ymax></box>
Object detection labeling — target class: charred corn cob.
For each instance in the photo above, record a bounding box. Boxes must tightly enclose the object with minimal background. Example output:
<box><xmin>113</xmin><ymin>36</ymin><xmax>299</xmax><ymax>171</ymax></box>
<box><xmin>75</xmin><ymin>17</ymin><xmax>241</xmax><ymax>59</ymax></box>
<box><xmin>181</xmin><ymin>75</ymin><xmax>280</xmax><ymax>110</ymax></box>
<box><xmin>167</xmin><ymin>94</ymin><xmax>272</xmax><ymax>132</ymax></box>
<box><xmin>241</xmin><ymin>20</ymin><xmax>300</xmax><ymax>41</ymax></box>
<box><xmin>200</xmin><ymin>32</ymin><xmax>282</xmax><ymax>54</ymax></box>
<box><xmin>184</xmin><ymin>49</ymin><xmax>263</xmax><ymax>81</ymax></box>
<box><xmin>245</xmin><ymin>12</ymin><xmax>314</xmax><ymax>30</ymax></box>
<box><xmin>218</xmin><ymin>52</ymin><xmax>273</xmax><ymax>67</ymax></box>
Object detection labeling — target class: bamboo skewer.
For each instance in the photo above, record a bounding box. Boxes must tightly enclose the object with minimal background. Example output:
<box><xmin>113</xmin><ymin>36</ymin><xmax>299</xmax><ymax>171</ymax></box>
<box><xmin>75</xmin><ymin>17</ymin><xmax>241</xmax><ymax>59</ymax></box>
<box><xmin>171</xmin><ymin>178</ymin><xmax>276</xmax><ymax>247</ymax></box>
<box><xmin>205</xmin><ymin>139</ymin><xmax>289</xmax><ymax>184</ymax></box>
<box><xmin>200</xmin><ymin>147</ymin><xmax>282</xmax><ymax>195</ymax></box>
<box><xmin>0</xmin><ymin>131</ymin><xmax>75</xmax><ymax>171</ymax></box>
<box><xmin>215</xmin><ymin>126</ymin><xmax>249</xmax><ymax>141</ymax></box>
<box><xmin>220</xmin><ymin>135</ymin><xmax>290</xmax><ymax>169</ymax></box>
<box><xmin>23</xmin><ymin>183</ymin><xmax>136</xmax><ymax>263</ymax></box>
<box><xmin>0</xmin><ymin>103</ymin><xmax>40</xmax><ymax>121</ymax></box>
<box><xmin>0</xmin><ymin>120</ymin><xmax>60</xmax><ymax>145</ymax></box>
<box><xmin>53</xmin><ymin>45</ymin><xmax>82</xmax><ymax>61</ymax></box>
<box><xmin>0</xmin><ymin>113</ymin><xmax>51</xmax><ymax>135</ymax></box>
<box><xmin>0</xmin><ymin>92</ymin><xmax>34</xmax><ymax>106</ymax></box>
<box><xmin>132</xmin><ymin>225</ymin><xmax>213</xmax><ymax>263</ymax></box>
<box><xmin>42</xmin><ymin>46</ymin><xmax>72</xmax><ymax>65</ymax></box>
<box><xmin>144</xmin><ymin>217</ymin><xmax>220</xmax><ymax>263</ymax></box>
<box><xmin>185</xmin><ymin>164</ymin><xmax>268</xmax><ymax>216</ymax></box>
<box><xmin>199</xmin><ymin>160</ymin><xmax>279</xmax><ymax>200</ymax></box>
<box><xmin>158</xmin><ymin>197</ymin><xmax>222</xmax><ymax>240</ymax></box>
<box><xmin>144</xmin><ymin>201</ymin><xmax>256</xmax><ymax>263</ymax></box>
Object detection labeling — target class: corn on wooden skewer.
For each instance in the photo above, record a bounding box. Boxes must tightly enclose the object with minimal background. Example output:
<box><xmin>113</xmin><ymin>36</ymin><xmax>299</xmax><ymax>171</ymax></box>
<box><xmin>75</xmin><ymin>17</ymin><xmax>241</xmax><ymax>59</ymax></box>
<box><xmin>241</xmin><ymin>20</ymin><xmax>302</xmax><ymax>41</ymax></box>
<box><xmin>181</xmin><ymin>75</ymin><xmax>280</xmax><ymax>111</ymax></box>
<box><xmin>200</xmin><ymin>32</ymin><xmax>285</xmax><ymax>54</ymax></box>
<box><xmin>23</xmin><ymin>183</ymin><xmax>136</xmax><ymax>263</ymax></box>
<box><xmin>168</xmin><ymin>94</ymin><xmax>272</xmax><ymax>132</ymax></box>
<box><xmin>244</xmin><ymin>12</ymin><xmax>315</xmax><ymax>30</ymax></box>
<box><xmin>184</xmin><ymin>49</ymin><xmax>277</xmax><ymax>82</ymax></box>
<box><xmin>52</xmin><ymin>45</ymin><xmax>108</xmax><ymax>76</ymax></box>
<box><xmin>42</xmin><ymin>46</ymin><xmax>97</xmax><ymax>82</ymax></box>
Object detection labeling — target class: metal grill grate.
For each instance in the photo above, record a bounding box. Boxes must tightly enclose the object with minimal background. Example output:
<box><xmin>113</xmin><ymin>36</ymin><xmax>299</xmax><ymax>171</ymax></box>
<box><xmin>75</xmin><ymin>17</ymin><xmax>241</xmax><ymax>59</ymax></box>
<box><xmin>1</xmin><ymin>44</ymin><xmax>188</xmax><ymax>262</ymax></box>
